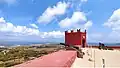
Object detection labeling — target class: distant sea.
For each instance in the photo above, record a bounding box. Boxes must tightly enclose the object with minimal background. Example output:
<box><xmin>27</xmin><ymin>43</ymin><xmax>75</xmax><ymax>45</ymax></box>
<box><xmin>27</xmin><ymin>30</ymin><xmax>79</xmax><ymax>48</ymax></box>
<box><xmin>0</xmin><ymin>41</ymin><xmax>120</xmax><ymax>48</ymax></box>
<box><xmin>0</xmin><ymin>41</ymin><xmax>61</xmax><ymax>47</ymax></box>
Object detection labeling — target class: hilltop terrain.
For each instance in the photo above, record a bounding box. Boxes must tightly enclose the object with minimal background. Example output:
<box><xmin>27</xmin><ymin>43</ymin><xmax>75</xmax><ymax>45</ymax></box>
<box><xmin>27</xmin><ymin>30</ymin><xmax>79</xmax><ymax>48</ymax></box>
<box><xmin>0</xmin><ymin>44</ymin><xmax>65</xmax><ymax>67</ymax></box>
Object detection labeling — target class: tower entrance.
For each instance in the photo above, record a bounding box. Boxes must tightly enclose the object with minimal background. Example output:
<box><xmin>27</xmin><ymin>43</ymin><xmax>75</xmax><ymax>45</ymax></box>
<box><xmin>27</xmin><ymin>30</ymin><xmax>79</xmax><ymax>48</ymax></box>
<box><xmin>82</xmin><ymin>39</ymin><xmax>85</xmax><ymax>48</ymax></box>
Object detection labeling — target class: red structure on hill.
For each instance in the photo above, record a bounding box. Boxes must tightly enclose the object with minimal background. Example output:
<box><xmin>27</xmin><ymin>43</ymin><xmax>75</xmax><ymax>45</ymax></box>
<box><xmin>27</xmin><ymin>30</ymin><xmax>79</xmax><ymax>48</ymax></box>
<box><xmin>65</xmin><ymin>29</ymin><xmax>87</xmax><ymax>48</ymax></box>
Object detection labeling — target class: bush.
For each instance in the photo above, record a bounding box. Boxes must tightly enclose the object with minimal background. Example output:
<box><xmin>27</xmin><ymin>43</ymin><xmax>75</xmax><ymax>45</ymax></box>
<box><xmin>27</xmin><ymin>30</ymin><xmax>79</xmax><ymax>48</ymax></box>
<box><xmin>4</xmin><ymin>61</ymin><xmax>22</xmax><ymax>67</ymax></box>
<box><xmin>0</xmin><ymin>62</ymin><xmax>4</xmax><ymax>67</ymax></box>
<box><xmin>40</xmin><ymin>50</ymin><xmax>49</xmax><ymax>54</ymax></box>
<box><xmin>108</xmin><ymin>48</ymin><xmax>113</xmax><ymax>50</ymax></box>
<box><xmin>24</xmin><ymin>55</ymin><xmax>29</xmax><ymax>61</ymax></box>
<box><xmin>0</xmin><ymin>60</ymin><xmax>22</xmax><ymax>67</ymax></box>
<box><xmin>0</xmin><ymin>46</ymin><xmax>60</xmax><ymax>67</ymax></box>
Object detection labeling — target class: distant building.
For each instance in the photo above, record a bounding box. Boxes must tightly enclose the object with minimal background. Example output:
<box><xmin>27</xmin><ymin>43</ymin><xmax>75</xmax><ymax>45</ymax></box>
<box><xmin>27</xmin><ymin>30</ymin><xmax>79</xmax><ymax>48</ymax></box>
<box><xmin>0</xmin><ymin>46</ymin><xmax>5</xmax><ymax>48</ymax></box>
<box><xmin>65</xmin><ymin>29</ymin><xmax>87</xmax><ymax>48</ymax></box>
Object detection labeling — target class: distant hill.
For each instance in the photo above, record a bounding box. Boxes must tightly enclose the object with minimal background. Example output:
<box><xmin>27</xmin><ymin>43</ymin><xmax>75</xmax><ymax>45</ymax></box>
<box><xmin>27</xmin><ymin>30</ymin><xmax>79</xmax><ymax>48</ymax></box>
<box><xmin>0</xmin><ymin>41</ymin><xmax>63</xmax><ymax>46</ymax></box>
<box><xmin>115</xmin><ymin>43</ymin><xmax>120</xmax><ymax>45</ymax></box>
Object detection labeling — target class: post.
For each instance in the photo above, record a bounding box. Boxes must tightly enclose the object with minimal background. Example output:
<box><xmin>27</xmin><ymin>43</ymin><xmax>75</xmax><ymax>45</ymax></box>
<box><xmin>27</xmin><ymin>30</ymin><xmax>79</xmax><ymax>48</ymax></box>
<box><xmin>91</xmin><ymin>46</ymin><xmax>92</xmax><ymax>58</ymax></box>
<box><xmin>102</xmin><ymin>59</ymin><xmax>105</xmax><ymax>68</ymax></box>
<box><xmin>94</xmin><ymin>50</ymin><xmax>95</xmax><ymax>68</ymax></box>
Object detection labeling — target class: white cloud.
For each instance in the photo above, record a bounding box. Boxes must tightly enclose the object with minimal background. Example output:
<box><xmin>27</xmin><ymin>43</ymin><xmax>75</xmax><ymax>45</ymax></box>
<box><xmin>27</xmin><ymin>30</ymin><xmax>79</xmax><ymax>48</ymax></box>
<box><xmin>59</xmin><ymin>11</ymin><xmax>87</xmax><ymax>28</ymax></box>
<box><xmin>81</xmin><ymin>0</ymin><xmax>87</xmax><ymax>2</ymax></box>
<box><xmin>84</xmin><ymin>20</ymin><xmax>93</xmax><ymax>30</ymax></box>
<box><xmin>103</xmin><ymin>9</ymin><xmax>120</xmax><ymax>31</ymax></box>
<box><xmin>41</xmin><ymin>31</ymin><xmax>64</xmax><ymax>39</ymax></box>
<box><xmin>59</xmin><ymin>11</ymin><xmax>92</xmax><ymax>30</ymax></box>
<box><xmin>0</xmin><ymin>17</ymin><xmax>5</xmax><ymax>23</ymax></box>
<box><xmin>0</xmin><ymin>17</ymin><xmax>40</xmax><ymax>36</ymax></box>
<box><xmin>0</xmin><ymin>17</ymin><xmax>64</xmax><ymax>42</ymax></box>
<box><xmin>103</xmin><ymin>8</ymin><xmax>120</xmax><ymax>43</ymax></box>
<box><xmin>37</xmin><ymin>1</ymin><xmax>69</xmax><ymax>24</ymax></box>
<box><xmin>0</xmin><ymin>0</ymin><xmax>17</xmax><ymax>5</ymax></box>
<box><xmin>30</xmin><ymin>24</ymin><xmax>38</xmax><ymax>29</ymax></box>
<box><xmin>71</xmin><ymin>11</ymin><xmax>87</xmax><ymax>22</ymax></box>
<box><xmin>68</xmin><ymin>0</ymin><xmax>88</xmax><ymax>11</ymax></box>
<box><xmin>59</xmin><ymin>18</ymin><xmax>72</xmax><ymax>28</ymax></box>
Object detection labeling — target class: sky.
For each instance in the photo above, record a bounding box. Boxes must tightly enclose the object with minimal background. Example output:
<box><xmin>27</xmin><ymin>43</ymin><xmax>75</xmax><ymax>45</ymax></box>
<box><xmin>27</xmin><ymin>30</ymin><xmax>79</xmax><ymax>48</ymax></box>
<box><xmin>0</xmin><ymin>0</ymin><xmax>120</xmax><ymax>43</ymax></box>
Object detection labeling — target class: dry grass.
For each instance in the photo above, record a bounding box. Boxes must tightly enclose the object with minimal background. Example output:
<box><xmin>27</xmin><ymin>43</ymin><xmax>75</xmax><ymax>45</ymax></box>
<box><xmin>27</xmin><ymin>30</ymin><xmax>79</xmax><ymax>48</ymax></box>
<box><xmin>0</xmin><ymin>45</ymin><xmax>64</xmax><ymax>67</ymax></box>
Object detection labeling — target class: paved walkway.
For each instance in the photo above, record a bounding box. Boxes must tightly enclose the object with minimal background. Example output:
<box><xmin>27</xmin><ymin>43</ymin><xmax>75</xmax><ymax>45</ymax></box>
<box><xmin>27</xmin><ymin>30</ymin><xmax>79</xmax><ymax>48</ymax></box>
<box><xmin>14</xmin><ymin>50</ymin><xmax>77</xmax><ymax>67</ymax></box>
<box><xmin>71</xmin><ymin>48</ymin><xmax>120</xmax><ymax>68</ymax></box>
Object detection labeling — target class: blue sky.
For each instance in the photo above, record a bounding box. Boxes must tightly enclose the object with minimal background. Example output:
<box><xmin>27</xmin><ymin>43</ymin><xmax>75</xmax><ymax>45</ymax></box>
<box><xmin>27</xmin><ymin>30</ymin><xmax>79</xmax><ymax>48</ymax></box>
<box><xmin>0</xmin><ymin>0</ymin><xmax>120</xmax><ymax>43</ymax></box>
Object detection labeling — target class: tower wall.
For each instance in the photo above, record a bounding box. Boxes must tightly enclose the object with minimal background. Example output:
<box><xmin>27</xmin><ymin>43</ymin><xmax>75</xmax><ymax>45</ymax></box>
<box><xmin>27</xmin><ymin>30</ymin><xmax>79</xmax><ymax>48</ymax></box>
<box><xmin>65</xmin><ymin>29</ymin><xmax>87</xmax><ymax>47</ymax></box>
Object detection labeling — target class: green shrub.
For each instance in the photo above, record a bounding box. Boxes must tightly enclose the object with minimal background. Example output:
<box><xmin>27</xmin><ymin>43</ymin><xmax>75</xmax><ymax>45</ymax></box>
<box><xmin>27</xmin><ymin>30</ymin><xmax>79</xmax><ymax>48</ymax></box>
<box><xmin>4</xmin><ymin>61</ymin><xmax>22</xmax><ymax>67</ymax></box>
<box><xmin>108</xmin><ymin>48</ymin><xmax>113</xmax><ymax>50</ymax></box>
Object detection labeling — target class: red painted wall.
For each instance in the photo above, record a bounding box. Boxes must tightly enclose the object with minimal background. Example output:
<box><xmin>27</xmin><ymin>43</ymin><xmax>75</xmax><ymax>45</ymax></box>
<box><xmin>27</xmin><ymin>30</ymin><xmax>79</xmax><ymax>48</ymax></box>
<box><xmin>65</xmin><ymin>29</ymin><xmax>87</xmax><ymax>47</ymax></box>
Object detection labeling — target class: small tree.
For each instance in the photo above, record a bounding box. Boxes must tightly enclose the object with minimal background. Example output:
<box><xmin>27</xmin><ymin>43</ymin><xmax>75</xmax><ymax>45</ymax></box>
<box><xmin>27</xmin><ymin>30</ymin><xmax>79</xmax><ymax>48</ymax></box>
<box><xmin>24</xmin><ymin>55</ymin><xmax>29</xmax><ymax>61</ymax></box>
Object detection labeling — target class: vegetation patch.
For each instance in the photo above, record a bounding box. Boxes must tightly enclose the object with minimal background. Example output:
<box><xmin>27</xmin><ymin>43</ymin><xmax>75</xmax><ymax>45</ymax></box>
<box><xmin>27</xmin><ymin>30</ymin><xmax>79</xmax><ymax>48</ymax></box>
<box><xmin>0</xmin><ymin>45</ymin><xmax>63</xmax><ymax>67</ymax></box>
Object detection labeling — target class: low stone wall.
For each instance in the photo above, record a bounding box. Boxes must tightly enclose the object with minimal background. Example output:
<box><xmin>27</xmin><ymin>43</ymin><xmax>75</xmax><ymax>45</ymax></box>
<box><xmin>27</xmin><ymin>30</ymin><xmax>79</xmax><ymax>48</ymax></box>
<box><xmin>86</xmin><ymin>45</ymin><xmax>120</xmax><ymax>49</ymax></box>
<box><xmin>107</xmin><ymin>46</ymin><xmax>120</xmax><ymax>49</ymax></box>
<box><xmin>13</xmin><ymin>50</ymin><xmax>77</xmax><ymax>67</ymax></box>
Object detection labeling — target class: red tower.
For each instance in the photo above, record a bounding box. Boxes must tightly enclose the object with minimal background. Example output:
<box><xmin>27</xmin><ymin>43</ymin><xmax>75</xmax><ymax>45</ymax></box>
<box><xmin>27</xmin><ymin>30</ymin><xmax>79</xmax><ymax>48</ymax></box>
<box><xmin>65</xmin><ymin>29</ymin><xmax>87</xmax><ymax>48</ymax></box>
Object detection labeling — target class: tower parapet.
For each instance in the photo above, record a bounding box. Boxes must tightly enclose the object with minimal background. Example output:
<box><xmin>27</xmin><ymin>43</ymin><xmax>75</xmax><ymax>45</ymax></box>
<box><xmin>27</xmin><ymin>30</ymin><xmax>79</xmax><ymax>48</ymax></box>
<box><xmin>65</xmin><ymin>29</ymin><xmax>86</xmax><ymax>33</ymax></box>
<box><xmin>71</xmin><ymin>30</ymin><xmax>73</xmax><ymax>33</ymax></box>
<box><xmin>77</xmin><ymin>29</ymin><xmax>80</xmax><ymax>32</ymax></box>
<box><xmin>85</xmin><ymin>30</ymin><xmax>87</xmax><ymax>33</ymax></box>
<box><xmin>65</xmin><ymin>31</ymin><xmax>68</xmax><ymax>33</ymax></box>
